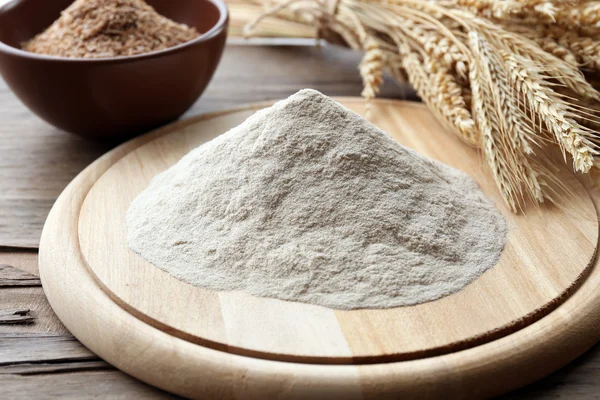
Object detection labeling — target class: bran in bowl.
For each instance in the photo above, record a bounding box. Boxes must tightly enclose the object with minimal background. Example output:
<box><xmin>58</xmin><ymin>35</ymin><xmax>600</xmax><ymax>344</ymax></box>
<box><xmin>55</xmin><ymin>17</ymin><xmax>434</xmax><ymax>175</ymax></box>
<box><xmin>22</xmin><ymin>0</ymin><xmax>200</xmax><ymax>58</ymax></box>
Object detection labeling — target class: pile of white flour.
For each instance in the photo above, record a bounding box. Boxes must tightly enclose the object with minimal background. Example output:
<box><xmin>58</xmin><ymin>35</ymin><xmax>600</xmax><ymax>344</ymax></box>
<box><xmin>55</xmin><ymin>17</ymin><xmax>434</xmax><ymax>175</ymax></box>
<box><xmin>127</xmin><ymin>89</ymin><xmax>507</xmax><ymax>310</ymax></box>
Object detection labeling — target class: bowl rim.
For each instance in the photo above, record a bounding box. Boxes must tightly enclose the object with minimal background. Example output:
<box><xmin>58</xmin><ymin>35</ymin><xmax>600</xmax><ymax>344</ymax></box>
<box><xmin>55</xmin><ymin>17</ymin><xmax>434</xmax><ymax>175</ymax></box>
<box><xmin>0</xmin><ymin>0</ymin><xmax>229</xmax><ymax>63</ymax></box>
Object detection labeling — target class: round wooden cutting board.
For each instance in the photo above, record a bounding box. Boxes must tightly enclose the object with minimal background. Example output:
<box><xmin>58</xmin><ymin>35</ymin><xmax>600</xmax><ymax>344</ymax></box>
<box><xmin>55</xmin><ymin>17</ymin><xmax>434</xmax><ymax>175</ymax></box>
<box><xmin>39</xmin><ymin>98</ymin><xmax>600</xmax><ymax>399</ymax></box>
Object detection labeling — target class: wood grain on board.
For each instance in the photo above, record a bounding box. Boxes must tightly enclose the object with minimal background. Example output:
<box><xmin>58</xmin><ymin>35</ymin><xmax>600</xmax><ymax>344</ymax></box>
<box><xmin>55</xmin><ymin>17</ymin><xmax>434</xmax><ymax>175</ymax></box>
<box><xmin>2</xmin><ymin>44</ymin><xmax>600</xmax><ymax>398</ymax></box>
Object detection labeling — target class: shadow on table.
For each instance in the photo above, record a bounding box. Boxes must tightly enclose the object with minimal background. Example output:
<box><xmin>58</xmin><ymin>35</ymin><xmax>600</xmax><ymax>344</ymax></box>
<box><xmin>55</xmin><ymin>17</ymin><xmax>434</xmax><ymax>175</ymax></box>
<box><xmin>498</xmin><ymin>342</ymin><xmax>600</xmax><ymax>399</ymax></box>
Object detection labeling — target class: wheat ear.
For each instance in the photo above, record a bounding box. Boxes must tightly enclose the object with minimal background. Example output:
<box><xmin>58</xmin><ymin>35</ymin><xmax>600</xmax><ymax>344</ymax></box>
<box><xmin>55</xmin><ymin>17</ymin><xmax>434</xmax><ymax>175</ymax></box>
<box><xmin>401</xmin><ymin>48</ymin><xmax>478</xmax><ymax>146</ymax></box>
<box><xmin>457</xmin><ymin>11</ymin><xmax>600</xmax><ymax>101</ymax></box>
<box><xmin>469</xmin><ymin>32</ymin><xmax>543</xmax><ymax>207</ymax></box>
<box><xmin>505</xmin><ymin>54</ymin><xmax>598</xmax><ymax>173</ymax></box>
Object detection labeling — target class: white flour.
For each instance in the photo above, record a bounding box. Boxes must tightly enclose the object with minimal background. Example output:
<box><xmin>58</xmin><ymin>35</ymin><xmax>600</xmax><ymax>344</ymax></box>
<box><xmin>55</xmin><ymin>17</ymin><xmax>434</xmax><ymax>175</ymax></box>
<box><xmin>127</xmin><ymin>89</ymin><xmax>507</xmax><ymax>310</ymax></box>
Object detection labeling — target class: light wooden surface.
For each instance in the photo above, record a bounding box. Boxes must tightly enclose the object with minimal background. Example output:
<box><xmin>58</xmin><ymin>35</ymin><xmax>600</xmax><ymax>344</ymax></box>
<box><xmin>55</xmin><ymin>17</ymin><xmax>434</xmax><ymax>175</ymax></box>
<box><xmin>75</xmin><ymin>99</ymin><xmax>597</xmax><ymax>364</ymax></box>
<box><xmin>39</xmin><ymin>99</ymin><xmax>600</xmax><ymax>398</ymax></box>
<box><xmin>2</xmin><ymin>44</ymin><xmax>600</xmax><ymax>398</ymax></box>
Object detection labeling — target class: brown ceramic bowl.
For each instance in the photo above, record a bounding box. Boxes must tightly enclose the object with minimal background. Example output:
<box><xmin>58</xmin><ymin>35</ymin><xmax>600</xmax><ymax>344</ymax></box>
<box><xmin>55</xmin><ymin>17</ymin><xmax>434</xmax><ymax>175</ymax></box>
<box><xmin>0</xmin><ymin>0</ymin><xmax>228</xmax><ymax>140</ymax></box>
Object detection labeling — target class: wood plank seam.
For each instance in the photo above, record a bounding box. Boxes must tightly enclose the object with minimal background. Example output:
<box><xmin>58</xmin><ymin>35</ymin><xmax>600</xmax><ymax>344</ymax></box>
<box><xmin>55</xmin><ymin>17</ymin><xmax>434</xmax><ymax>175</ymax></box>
<box><xmin>0</xmin><ymin>360</ymin><xmax>111</xmax><ymax>376</ymax></box>
<box><xmin>0</xmin><ymin>247</ymin><xmax>39</xmax><ymax>253</ymax></box>
<box><xmin>0</xmin><ymin>264</ymin><xmax>42</xmax><ymax>287</ymax></box>
<box><xmin>0</xmin><ymin>308</ymin><xmax>34</xmax><ymax>325</ymax></box>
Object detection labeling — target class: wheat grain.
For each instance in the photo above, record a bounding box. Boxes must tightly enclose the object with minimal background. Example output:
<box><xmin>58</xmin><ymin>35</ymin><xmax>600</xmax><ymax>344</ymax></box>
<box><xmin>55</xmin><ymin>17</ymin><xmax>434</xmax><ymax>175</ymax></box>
<box><xmin>555</xmin><ymin>86</ymin><xmax>600</xmax><ymax>132</ymax></box>
<box><xmin>547</xmin><ymin>28</ymin><xmax>600</xmax><ymax>70</ymax></box>
<box><xmin>459</xmin><ymin>12</ymin><xmax>600</xmax><ymax>100</ymax></box>
<box><xmin>505</xmin><ymin>54</ymin><xmax>598</xmax><ymax>173</ymax></box>
<box><xmin>427</xmin><ymin>61</ymin><xmax>478</xmax><ymax>145</ymax></box>
<box><xmin>471</xmin><ymin>34</ymin><xmax>534</xmax><ymax>153</ymax></box>
<box><xmin>451</xmin><ymin>0</ymin><xmax>523</xmax><ymax>19</ymax></box>
<box><xmin>401</xmin><ymin>48</ymin><xmax>478</xmax><ymax>146</ymax></box>
<box><xmin>450</xmin><ymin>0</ymin><xmax>561</xmax><ymax>20</ymax></box>
<box><xmin>469</xmin><ymin>49</ymin><xmax>518</xmax><ymax>210</ymax></box>
<box><xmin>397</xmin><ymin>18</ymin><xmax>469</xmax><ymax>79</ymax></box>
<box><xmin>500</xmin><ymin>23</ymin><xmax>579</xmax><ymax>66</ymax></box>
<box><xmin>359</xmin><ymin>36</ymin><xmax>385</xmax><ymax>116</ymax></box>
<box><xmin>554</xmin><ymin>2</ymin><xmax>600</xmax><ymax>30</ymax></box>
<box><xmin>469</xmin><ymin>32</ymin><xmax>542</xmax><ymax>207</ymax></box>
<box><xmin>502</xmin><ymin>23</ymin><xmax>600</xmax><ymax>70</ymax></box>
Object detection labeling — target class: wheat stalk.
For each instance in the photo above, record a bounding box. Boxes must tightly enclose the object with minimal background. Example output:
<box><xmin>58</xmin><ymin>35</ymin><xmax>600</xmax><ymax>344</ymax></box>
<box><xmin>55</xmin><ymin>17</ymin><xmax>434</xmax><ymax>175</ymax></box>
<box><xmin>359</xmin><ymin>37</ymin><xmax>384</xmax><ymax>102</ymax></box>
<box><xmin>549</xmin><ymin>28</ymin><xmax>600</xmax><ymax>70</ymax></box>
<box><xmin>469</xmin><ymin>44</ymin><xmax>518</xmax><ymax>210</ymax></box>
<box><xmin>469</xmin><ymin>32</ymin><xmax>543</xmax><ymax>208</ymax></box>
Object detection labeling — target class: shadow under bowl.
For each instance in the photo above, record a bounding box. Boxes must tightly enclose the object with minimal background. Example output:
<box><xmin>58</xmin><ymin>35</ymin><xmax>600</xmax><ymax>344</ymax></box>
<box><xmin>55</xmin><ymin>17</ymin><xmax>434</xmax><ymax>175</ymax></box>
<box><xmin>0</xmin><ymin>0</ymin><xmax>228</xmax><ymax>140</ymax></box>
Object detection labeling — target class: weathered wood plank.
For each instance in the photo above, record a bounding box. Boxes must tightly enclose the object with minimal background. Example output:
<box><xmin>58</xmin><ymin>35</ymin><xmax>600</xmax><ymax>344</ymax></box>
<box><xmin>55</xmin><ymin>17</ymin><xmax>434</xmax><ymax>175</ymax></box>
<box><xmin>0</xmin><ymin>309</ymin><xmax>34</xmax><ymax>325</ymax></box>
<box><xmin>0</xmin><ymin>251</ymin><xmax>39</xmax><ymax>277</ymax></box>
<box><xmin>0</xmin><ymin>332</ymin><xmax>174</xmax><ymax>397</ymax></box>
<box><xmin>0</xmin><ymin>360</ymin><xmax>110</xmax><ymax>375</ymax></box>
<box><xmin>0</xmin><ymin>371</ymin><xmax>178</xmax><ymax>399</ymax></box>
<box><xmin>0</xmin><ymin>287</ymin><xmax>68</xmax><ymax>334</ymax></box>
<box><xmin>0</xmin><ymin>264</ymin><xmax>41</xmax><ymax>287</ymax></box>
<box><xmin>0</xmin><ymin>334</ymin><xmax>96</xmax><ymax>365</ymax></box>
<box><xmin>1</xmin><ymin>334</ymin><xmax>600</xmax><ymax>399</ymax></box>
<box><xmin>0</xmin><ymin>332</ymin><xmax>178</xmax><ymax>398</ymax></box>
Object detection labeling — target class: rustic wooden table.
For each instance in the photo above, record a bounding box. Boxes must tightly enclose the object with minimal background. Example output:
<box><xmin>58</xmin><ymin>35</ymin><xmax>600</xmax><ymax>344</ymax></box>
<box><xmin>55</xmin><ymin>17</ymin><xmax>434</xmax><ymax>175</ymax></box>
<box><xmin>1</xmin><ymin>44</ymin><xmax>599</xmax><ymax>399</ymax></box>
